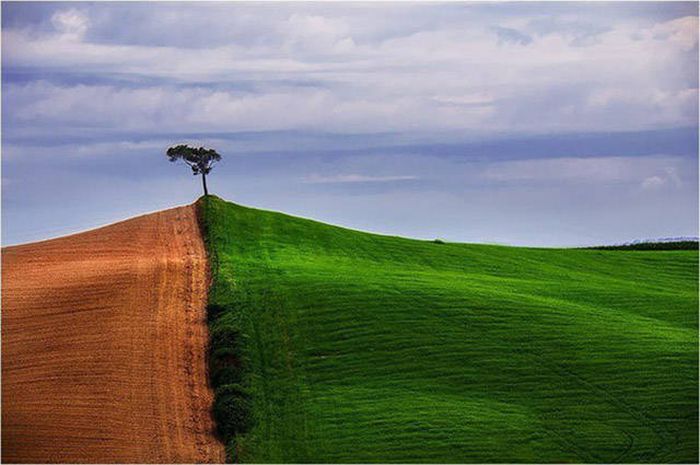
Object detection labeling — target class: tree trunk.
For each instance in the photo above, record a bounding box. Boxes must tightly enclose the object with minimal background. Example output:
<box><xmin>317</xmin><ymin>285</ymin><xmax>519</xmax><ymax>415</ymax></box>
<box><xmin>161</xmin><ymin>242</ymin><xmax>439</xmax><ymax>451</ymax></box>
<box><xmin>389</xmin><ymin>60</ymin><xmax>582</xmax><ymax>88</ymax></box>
<box><xmin>202</xmin><ymin>172</ymin><xmax>209</xmax><ymax>196</ymax></box>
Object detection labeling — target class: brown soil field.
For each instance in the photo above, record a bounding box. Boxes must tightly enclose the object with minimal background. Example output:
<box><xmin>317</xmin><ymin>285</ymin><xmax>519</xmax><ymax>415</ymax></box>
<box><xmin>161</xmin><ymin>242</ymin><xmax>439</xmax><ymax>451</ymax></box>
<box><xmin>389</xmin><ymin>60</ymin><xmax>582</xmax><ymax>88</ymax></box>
<box><xmin>2</xmin><ymin>204</ymin><xmax>225</xmax><ymax>463</ymax></box>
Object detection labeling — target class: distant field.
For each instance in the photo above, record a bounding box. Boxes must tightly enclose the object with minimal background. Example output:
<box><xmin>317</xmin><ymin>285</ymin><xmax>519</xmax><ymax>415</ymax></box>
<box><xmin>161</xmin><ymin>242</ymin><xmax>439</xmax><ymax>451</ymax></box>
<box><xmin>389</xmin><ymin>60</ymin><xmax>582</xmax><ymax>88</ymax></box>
<box><xmin>201</xmin><ymin>196</ymin><xmax>698</xmax><ymax>463</ymax></box>
<box><xmin>588</xmin><ymin>241</ymin><xmax>699</xmax><ymax>251</ymax></box>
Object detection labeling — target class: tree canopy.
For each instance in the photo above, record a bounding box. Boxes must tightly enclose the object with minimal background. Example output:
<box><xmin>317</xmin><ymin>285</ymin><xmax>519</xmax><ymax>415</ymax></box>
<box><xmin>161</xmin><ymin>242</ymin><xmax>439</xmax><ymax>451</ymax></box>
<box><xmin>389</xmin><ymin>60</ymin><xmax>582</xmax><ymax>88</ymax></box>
<box><xmin>166</xmin><ymin>144</ymin><xmax>221</xmax><ymax>196</ymax></box>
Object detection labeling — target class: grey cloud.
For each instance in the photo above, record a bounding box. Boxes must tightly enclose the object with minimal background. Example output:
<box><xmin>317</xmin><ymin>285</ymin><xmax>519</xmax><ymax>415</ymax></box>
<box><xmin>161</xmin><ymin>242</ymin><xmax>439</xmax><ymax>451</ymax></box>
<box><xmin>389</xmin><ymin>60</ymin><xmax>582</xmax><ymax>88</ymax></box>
<box><xmin>493</xmin><ymin>26</ymin><xmax>533</xmax><ymax>45</ymax></box>
<box><xmin>3</xmin><ymin>5</ymin><xmax>697</xmax><ymax>136</ymax></box>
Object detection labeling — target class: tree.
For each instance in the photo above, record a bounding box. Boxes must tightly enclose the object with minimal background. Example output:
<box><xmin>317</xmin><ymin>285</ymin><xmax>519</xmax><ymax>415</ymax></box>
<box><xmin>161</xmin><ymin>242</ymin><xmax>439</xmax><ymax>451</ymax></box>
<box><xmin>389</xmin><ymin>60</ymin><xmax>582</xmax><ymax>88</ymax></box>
<box><xmin>166</xmin><ymin>144</ymin><xmax>221</xmax><ymax>196</ymax></box>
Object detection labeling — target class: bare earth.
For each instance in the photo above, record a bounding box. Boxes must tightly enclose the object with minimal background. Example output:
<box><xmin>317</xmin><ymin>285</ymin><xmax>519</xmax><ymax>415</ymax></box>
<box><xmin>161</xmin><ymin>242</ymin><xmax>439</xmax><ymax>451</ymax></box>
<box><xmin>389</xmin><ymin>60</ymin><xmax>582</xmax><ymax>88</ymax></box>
<box><xmin>2</xmin><ymin>204</ymin><xmax>225</xmax><ymax>463</ymax></box>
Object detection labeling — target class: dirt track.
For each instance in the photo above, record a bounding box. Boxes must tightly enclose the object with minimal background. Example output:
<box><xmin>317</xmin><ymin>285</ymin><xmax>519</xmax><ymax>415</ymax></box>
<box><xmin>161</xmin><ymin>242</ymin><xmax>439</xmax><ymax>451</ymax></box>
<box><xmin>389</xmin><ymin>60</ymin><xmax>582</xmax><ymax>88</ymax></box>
<box><xmin>2</xmin><ymin>204</ymin><xmax>226</xmax><ymax>463</ymax></box>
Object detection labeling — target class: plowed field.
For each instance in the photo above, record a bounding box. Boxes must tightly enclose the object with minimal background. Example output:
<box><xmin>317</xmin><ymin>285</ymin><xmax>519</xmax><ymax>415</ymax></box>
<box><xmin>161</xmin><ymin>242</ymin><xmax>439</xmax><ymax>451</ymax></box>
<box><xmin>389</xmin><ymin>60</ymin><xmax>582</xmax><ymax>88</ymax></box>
<box><xmin>2</xmin><ymin>204</ymin><xmax>225</xmax><ymax>463</ymax></box>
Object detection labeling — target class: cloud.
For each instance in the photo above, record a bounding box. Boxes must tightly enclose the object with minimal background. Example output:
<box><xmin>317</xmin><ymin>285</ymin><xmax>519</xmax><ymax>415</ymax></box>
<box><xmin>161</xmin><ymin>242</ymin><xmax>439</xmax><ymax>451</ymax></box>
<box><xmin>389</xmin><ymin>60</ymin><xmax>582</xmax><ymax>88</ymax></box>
<box><xmin>650</xmin><ymin>16</ymin><xmax>699</xmax><ymax>50</ymax></box>
<box><xmin>2</xmin><ymin>139</ymin><xmax>168</xmax><ymax>161</ymax></box>
<box><xmin>641</xmin><ymin>167</ymin><xmax>682</xmax><ymax>190</ymax></box>
<box><xmin>641</xmin><ymin>175</ymin><xmax>666</xmax><ymax>190</ymax></box>
<box><xmin>50</xmin><ymin>8</ymin><xmax>89</xmax><ymax>41</ymax></box>
<box><xmin>493</xmin><ymin>26</ymin><xmax>533</xmax><ymax>45</ymax></box>
<box><xmin>2</xmin><ymin>5</ymin><xmax>697</xmax><ymax>138</ymax></box>
<box><xmin>481</xmin><ymin>156</ymin><xmax>689</xmax><ymax>187</ymax></box>
<box><xmin>303</xmin><ymin>174</ymin><xmax>418</xmax><ymax>184</ymax></box>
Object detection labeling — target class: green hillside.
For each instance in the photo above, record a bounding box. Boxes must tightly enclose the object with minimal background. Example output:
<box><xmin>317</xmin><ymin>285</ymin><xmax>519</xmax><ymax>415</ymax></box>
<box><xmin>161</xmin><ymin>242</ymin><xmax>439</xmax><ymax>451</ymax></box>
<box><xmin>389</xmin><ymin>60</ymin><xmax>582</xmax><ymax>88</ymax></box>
<box><xmin>199</xmin><ymin>196</ymin><xmax>698</xmax><ymax>463</ymax></box>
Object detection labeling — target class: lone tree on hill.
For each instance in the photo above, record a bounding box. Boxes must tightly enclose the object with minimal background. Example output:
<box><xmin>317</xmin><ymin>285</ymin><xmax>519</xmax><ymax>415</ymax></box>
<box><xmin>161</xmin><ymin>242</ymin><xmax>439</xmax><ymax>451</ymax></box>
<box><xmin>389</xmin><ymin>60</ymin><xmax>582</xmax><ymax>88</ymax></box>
<box><xmin>166</xmin><ymin>144</ymin><xmax>221</xmax><ymax>196</ymax></box>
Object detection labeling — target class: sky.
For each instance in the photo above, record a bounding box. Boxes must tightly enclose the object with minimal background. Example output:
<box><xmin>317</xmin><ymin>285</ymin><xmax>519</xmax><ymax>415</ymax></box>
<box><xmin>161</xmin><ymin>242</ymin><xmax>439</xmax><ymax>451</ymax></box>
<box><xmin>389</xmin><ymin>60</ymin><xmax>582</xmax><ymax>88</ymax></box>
<box><xmin>2</xmin><ymin>1</ymin><xmax>698</xmax><ymax>247</ymax></box>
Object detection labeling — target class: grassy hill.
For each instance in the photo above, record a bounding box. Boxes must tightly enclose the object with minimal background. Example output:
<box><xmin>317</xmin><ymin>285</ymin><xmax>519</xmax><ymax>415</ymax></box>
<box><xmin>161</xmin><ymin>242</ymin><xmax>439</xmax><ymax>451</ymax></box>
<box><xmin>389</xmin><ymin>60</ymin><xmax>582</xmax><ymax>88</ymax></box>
<box><xmin>199</xmin><ymin>196</ymin><xmax>698</xmax><ymax>463</ymax></box>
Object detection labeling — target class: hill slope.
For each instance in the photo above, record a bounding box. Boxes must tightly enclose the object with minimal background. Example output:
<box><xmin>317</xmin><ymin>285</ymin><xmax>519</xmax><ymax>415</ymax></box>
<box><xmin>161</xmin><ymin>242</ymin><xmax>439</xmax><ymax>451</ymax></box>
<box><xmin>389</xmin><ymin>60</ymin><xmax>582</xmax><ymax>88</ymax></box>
<box><xmin>2</xmin><ymin>205</ymin><xmax>225</xmax><ymax>463</ymax></box>
<box><xmin>201</xmin><ymin>196</ymin><xmax>698</xmax><ymax>463</ymax></box>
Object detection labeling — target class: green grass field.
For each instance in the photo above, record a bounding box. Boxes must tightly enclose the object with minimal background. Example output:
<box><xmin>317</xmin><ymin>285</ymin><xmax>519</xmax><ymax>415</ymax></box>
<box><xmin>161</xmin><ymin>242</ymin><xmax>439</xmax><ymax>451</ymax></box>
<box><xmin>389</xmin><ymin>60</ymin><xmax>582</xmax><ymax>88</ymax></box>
<box><xmin>199</xmin><ymin>196</ymin><xmax>698</xmax><ymax>463</ymax></box>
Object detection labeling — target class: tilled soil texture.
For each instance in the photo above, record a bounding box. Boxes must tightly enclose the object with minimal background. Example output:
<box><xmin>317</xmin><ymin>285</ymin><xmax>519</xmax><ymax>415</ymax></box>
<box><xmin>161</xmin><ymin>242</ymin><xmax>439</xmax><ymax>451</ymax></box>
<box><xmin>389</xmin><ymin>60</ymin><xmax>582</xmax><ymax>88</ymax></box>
<box><xmin>2</xmin><ymin>205</ymin><xmax>226</xmax><ymax>463</ymax></box>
